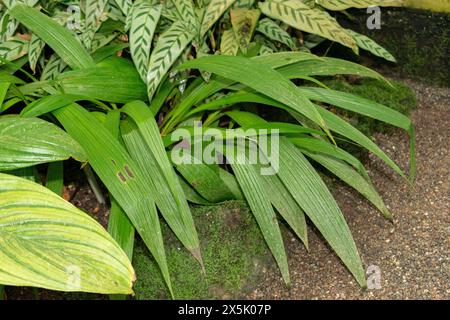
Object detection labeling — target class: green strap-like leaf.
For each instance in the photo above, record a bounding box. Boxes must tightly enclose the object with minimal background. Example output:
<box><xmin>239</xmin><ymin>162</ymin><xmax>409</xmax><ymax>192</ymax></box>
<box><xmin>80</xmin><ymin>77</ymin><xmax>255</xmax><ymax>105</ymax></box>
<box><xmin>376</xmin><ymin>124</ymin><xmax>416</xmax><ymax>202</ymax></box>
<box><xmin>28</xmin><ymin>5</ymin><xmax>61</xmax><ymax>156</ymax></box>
<box><xmin>301</xmin><ymin>87</ymin><xmax>415</xmax><ymax>181</ymax></box>
<box><xmin>348</xmin><ymin>29</ymin><xmax>397</xmax><ymax>63</ymax></box>
<box><xmin>277</xmin><ymin>56</ymin><xmax>389</xmax><ymax>84</ymax></box>
<box><xmin>0</xmin><ymin>173</ymin><xmax>135</xmax><ymax>294</ymax></box>
<box><xmin>175</xmin><ymin>156</ymin><xmax>239</xmax><ymax>203</ymax></box>
<box><xmin>0</xmin><ymin>115</ymin><xmax>87</xmax><ymax>171</ymax></box>
<box><xmin>52</xmin><ymin>104</ymin><xmax>173</xmax><ymax>296</ymax></box>
<box><xmin>57</xmin><ymin>58</ymin><xmax>147</xmax><ymax>103</ymax></box>
<box><xmin>9</xmin><ymin>5</ymin><xmax>95</xmax><ymax>69</ymax></box>
<box><xmin>104</xmin><ymin>110</ymin><xmax>135</xmax><ymax>262</ymax></box>
<box><xmin>179</xmin><ymin>55</ymin><xmax>326</xmax><ymax>132</ymax></box>
<box><xmin>120</xmin><ymin>102</ymin><xmax>202</xmax><ymax>264</ymax></box>
<box><xmin>226</xmin><ymin>110</ymin><xmax>309</xmax><ymax>246</ymax></box>
<box><xmin>305</xmin><ymin>151</ymin><xmax>392</xmax><ymax>219</ymax></box>
<box><xmin>259</xmin><ymin>0</ymin><xmax>357</xmax><ymax>52</ymax></box>
<box><xmin>130</xmin><ymin>2</ymin><xmax>162</xmax><ymax>81</ymax></box>
<box><xmin>229</xmin><ymin>148</ymin><xmax>290</xmax><ymax>285</ymax></box>
<box><xmin>277</xmin><ymin>138</ymin><xmax>366</xmax><ymax>286</ymax></box>
<box><xmin>146</xmin><ymin>20</ymin><xmax>195</xmax><ymax>100</ymax></box>
<box><xmin>45</xmin><ymin>161</ymin><xmax>64</xmax><ymax>196</ymax></box>
<box><xmin>200</xmin><ymin>0</ymin><xmax>238</xmax><ymax>37</ymax></box>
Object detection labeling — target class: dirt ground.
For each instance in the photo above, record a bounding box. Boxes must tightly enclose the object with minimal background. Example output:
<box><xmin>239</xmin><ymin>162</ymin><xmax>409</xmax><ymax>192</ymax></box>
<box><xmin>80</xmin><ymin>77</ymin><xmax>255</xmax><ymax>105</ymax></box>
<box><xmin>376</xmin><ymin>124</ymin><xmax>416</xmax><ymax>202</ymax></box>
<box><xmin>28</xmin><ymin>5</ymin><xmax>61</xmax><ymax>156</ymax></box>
<box><xmin>249</xmin><ymin>79</ymin><xmax>450</xmax><ymax>300</ymax></box>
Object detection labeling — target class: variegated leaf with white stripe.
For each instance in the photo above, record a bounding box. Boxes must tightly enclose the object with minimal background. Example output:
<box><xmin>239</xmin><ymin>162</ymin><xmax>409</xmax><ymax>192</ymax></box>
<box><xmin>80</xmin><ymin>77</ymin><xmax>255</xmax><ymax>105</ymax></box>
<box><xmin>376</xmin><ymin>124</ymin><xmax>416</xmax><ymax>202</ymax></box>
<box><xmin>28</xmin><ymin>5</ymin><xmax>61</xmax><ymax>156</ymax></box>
<box><xmin>0</xmin><ymin>37</ymin><xmax>28</xmax><ymax>63</ymax></box>
<box><xmin>28</xmin><ymin>34</ymin><xmax>45</xmax><ymax>73</ymax></box>
<box><xmin>130</xmin><ymin>1</ymin><xmax>162</xmax><ymax>81</ymax></box>
<box><xmin>172</xmin><ymin>0</ymin><xmax>199</xmax><ymax>29</ymax></box>
<box><xmin>40</xmin><ymin>54</ymin><xmax>67</xmax><ymax>81</ymax></box>
<box><xmin>146</xmin><ymin>20</ymin><xmax>195</xmax><ymax>100</ymax></box>
<box><xmin>259</xmin><ymin>0</ymin><xmax>358</xmax><ymax>52</ymax></box>
<box><xmin>0</xmin><ymin>14</ymin><xmax>18</xmax><ymax>42</ymax></box>
<box><xmin>200</xmin><ymin>0</ymin><xmax>238</xmax><ymax>37</ymax></box>
<box><xmin>348</xmin><ymin>29</ymin><xmax>397</xmax><ymax>62</ymax></box>
<box><xmin>256</xmin><ymin>18</ymin><xmax>296</xmax><ymax>50</ymax></box>
<box><xmin>220</xmin><ymin>29</ymin><xmax>239</xmax><ymax>55</ymax></box>
<box><xmin>113</xmin><ymin>0</ymin><xmax>133</xmax><ymax>16</ymax></box>
<box><xmin>83</xmin><ymin>0</ymin><xmax>108</xmax><ymax>50</ymax></box>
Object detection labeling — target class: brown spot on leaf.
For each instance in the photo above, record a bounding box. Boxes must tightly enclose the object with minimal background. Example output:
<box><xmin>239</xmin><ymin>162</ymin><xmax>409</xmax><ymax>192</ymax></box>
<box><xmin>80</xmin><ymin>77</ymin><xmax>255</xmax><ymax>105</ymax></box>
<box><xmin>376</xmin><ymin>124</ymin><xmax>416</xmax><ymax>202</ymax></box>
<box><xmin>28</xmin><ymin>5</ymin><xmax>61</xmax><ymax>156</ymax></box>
<box><xmin>118</xmin><ymin>172</ymin><xmax>127</xmax><ymax>183</ymax></box>
<box><xmin>124</xmin><ymin>165</ymin><xmax>134</xmax><ymax>178</ymax></box>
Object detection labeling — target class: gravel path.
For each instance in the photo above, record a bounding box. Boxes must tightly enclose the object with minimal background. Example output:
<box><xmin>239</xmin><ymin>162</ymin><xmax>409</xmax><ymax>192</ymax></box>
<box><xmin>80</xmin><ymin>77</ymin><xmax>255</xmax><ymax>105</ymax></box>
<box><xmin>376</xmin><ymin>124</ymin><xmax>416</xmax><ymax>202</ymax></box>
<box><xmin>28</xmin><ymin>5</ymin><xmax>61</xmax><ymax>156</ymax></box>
<box><xmin>250</xmin><ymin>80</ymin><xmax>450</xmax><ymax>300</ymax></box>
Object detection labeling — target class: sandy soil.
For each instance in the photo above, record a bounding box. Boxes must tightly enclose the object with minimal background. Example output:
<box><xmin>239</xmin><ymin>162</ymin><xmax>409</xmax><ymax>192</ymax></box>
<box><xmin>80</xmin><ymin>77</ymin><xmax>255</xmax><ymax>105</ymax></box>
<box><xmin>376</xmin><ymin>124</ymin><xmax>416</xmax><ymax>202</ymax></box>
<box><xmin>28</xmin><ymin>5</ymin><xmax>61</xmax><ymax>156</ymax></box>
<box><xmin>249</xmin><ymin>79</ymin><xmax>450</xmax><ymax>300</ymax></box>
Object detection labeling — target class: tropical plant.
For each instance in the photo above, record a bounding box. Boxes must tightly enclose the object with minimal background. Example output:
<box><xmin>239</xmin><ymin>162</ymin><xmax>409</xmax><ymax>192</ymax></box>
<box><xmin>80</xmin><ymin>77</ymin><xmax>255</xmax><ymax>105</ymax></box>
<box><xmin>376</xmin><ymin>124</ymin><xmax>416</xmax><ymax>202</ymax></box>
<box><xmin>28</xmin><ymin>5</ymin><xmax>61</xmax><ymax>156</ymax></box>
<box><xmin>0</xmin><ymin>1</ymin><xmax>414</xmax><ymax>296</ymax></box>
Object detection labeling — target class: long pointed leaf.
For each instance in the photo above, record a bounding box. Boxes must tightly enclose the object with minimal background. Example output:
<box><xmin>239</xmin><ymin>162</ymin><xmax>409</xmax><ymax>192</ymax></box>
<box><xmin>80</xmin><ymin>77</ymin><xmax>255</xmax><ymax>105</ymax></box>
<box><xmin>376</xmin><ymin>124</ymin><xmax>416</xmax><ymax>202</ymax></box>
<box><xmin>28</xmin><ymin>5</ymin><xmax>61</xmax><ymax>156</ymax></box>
<box><xmin>9</xmin><ymin>5</ymin><xmax>95</xmax><ymax>69</ymax></box>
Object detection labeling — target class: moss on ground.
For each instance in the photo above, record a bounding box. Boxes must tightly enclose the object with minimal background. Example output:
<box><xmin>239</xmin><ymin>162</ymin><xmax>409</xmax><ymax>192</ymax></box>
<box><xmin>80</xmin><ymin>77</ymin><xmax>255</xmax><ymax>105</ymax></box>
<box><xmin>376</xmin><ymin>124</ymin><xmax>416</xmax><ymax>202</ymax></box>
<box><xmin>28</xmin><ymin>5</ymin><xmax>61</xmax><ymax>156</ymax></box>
<box><xmin>132</xmin><ymin>201</ymin><xmax>270</xmax><ymax>300</ymax></box>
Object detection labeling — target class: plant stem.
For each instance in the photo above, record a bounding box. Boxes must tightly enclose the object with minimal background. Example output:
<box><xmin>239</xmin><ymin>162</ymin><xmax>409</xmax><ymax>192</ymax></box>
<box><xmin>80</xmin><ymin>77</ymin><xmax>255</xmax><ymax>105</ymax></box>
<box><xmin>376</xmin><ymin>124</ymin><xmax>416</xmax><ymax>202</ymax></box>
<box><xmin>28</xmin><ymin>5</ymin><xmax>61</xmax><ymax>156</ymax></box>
<box><xmin>83</xmin><ymin>165</ymin><xmax>106</xmax><ymax>205</ymax></box>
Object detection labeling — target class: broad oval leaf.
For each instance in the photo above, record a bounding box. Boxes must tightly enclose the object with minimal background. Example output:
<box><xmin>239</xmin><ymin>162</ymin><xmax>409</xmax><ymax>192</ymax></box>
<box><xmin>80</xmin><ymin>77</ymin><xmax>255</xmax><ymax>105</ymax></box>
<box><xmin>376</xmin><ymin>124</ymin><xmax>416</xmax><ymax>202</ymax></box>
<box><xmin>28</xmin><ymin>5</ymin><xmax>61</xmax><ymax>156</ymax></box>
<box><xmin>0</xmin><ymin>173</ymin><xmax>135</xmax><ymax>294</ymax></box>
<box><xmin>0</xmin><ymin>115</ymin><xmax>87</xmax><ymax>171</ymax></box>
<box><xmin>57</xmin><ymin>58</ymin><xmax>147</xmax><ymax>103</ymax></box>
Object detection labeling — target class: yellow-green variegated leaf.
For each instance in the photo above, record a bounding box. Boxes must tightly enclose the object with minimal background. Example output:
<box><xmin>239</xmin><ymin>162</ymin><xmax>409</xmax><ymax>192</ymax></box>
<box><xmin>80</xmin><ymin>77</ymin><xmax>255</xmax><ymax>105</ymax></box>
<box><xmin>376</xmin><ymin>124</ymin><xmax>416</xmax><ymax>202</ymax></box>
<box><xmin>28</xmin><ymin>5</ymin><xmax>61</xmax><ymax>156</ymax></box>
<box><xmin>146</xmin><ymin>20</ymin><xmax>195</xmax><ymax>100</ymax></box>
<box><xmin>0</xmin><ymin>116</ymin><xmax>87</xmax><ymax>171</ymax></box>
<box><xmin>200</xmin><ymin>0</ymin><xmax>238</xmax><ymax>37</ymax></box>
<box><xmin>0</xmin><ymin>37</ymin><xmax>28</xmax><ymax>63</ymax></box>
<box><xmin>233</xmin><ymin>0</ymin><xmax>256</xmax><ymax>8</ymax></box>
<box><xmin>172</xmin><ymin>0</ymin><xmax>199</xmax><ymax>29</ymax></box>
<box><xmin>259</xmin><ymin>0</ymin><xmax>358</xmax><ymax>52</ymax></box>
<box><xmin>348</xmin><ymin>29</ymin><xmax>397</xmax><ymax>62</ymax></box>
<box><xmin>113</xmin><ymin>0</ymin><xmax>133</xmax><ymax>16</ymax></box>
<box><xmin>220</xmin><ymin>29</ymin><xmax>239</xmax><ymax>55</ymax></box>
<box><xmin>316</xmin><ymin>0</ymin><xmax>404</xmax><ymax>11</ymax></box>
<box><xmin>230</xmin><ymin>8</ymin><xmax>261</xmax><ymax>52</ymax></box>
<box><xmin>256</xmin><ymin>18</ymin><xmax>296</xmax><ymax>50</ymax></box>
<box><xmin>130</xmin><ymin>2</ymin><xmax>162</xmax><ymax>81</ymax></box>
<box><xmin>0</xmin><ymin>173</ymin><xmax>135</xmax><ymax>294</ymax></box>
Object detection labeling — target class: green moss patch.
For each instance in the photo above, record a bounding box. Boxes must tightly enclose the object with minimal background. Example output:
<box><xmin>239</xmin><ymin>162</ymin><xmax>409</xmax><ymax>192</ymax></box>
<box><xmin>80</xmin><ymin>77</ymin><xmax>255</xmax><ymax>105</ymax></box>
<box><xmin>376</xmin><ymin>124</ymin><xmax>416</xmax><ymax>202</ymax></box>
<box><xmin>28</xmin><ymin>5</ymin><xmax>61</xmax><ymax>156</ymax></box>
<box><xmin>132</xmin><ymin>201</ymin><xmax>270</xmax><ymax>300</ymax></box>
